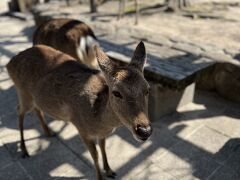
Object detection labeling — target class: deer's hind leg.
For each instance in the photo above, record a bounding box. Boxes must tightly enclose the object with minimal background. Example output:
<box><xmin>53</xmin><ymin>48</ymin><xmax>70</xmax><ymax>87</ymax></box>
<box><xmin>16</xmin><ymin>89</ymin><xmax>52</xmax><ymax>157</ymax></box>
<box><xmin>16</xmin><ymin>89</ymin><xmax>33</xmax><ymax>158</ymax></box>
<box><xmin>34</xmin><ymin>107</ymin><xmax>52</xmax><ymax>137</ymax></box>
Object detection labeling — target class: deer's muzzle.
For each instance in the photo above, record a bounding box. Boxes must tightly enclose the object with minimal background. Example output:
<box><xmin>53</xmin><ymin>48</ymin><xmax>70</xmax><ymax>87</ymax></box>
<box><xmin>135</xmin><ymin>124</ymin><xmax>152</xmax><ymax>141</ymax></box>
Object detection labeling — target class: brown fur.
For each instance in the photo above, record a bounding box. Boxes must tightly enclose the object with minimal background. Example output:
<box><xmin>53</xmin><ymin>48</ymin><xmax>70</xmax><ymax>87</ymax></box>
<box><xmin>7</xmin><ymin>42</ymin><xmax>151</xmax><ymax>180</ymax></box>
<box><xmin>33</xmin><ymin>18</ymin><xmax>98</xmax><ymax>68</ymax></box>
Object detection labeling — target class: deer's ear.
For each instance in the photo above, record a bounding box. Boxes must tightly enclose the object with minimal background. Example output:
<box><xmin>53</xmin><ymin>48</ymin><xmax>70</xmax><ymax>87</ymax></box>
<box><xmin>129</xmin><ymin>41</ymin><xmax>147</xmax><ymax>72</ymax></box>
<box><xmin>94</xmin><ymin>46</ymin><xmax>115</xmax><ymax>75</ymax></box>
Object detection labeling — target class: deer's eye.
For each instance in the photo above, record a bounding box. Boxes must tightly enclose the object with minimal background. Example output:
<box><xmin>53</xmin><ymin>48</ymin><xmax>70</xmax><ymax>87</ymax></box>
<box><xmin>112</xmin><ymin>91</ymin><xmax>123</xmax><ymax>99</ymax></box>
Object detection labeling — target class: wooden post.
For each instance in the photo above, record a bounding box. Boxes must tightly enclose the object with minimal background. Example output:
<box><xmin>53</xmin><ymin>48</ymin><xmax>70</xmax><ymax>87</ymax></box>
<box><xmin>118</xmin><ymin>0</ymin><xmax>125</xmax><ymax>20</ymax></box>
<box><xmin>18</xmin><ymin>0</ymin><xmax>27</xmax><ymax>12</ymax></box>
<box><xmin>165</xmin><ymin>0</ymin><xmax>188</xmax><ymax>11</ymax></box>
<box><xmin>134</xmin><ymin>0</ymin><xmax>139</xmax><ymax>25</ymax></box>
<box><xmin>90</xmin><ymin>0</ymin><xmax>97</xmax><ymax>13</ymax></box>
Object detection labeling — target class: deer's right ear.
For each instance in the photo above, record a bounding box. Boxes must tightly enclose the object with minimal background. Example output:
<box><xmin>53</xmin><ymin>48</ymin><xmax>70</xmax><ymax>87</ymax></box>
<box><xmin>129</xmin><ymin>41</ymin><xmax>147</xmax><ymax>72</ymax></box>
<box><xmin>94</xmin><ymin>46</ymin><xmax>115</xmax><ymax>76</ymax></box>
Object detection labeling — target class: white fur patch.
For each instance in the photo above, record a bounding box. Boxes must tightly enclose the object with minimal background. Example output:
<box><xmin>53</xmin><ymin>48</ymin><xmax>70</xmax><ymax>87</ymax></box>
<box><xmin>77</xmin><ymin>36</ymin><xmax>98</xmax><ymax>62</ymax></box>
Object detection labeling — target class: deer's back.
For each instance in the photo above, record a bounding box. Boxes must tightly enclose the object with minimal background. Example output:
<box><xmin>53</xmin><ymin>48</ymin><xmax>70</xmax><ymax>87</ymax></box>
<box><xmin>7</xmin><ymin>45</ymin><xmax>77</xmax><ymax>91</ymax></box>
<box><xmin>33</xmin><ymin>19</ymin><xmax>96</xmax><ymax>59</ymax></box>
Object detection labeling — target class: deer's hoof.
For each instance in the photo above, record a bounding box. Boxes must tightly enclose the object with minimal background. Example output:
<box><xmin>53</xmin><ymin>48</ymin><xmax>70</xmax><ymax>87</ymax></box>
<box><xmin>21</xmin><ymin>152</ymin><xmax>30</xmax><ymax>158</ymax></box>
<box><xmin>106</xmin><ymin>170</ymin><xmax>117</xmax><ymax>179</ymax></box>
<box><xmin>46</xmin><ymin>131</ymin><xmax>57</xmax><ymax>138</ymax></box>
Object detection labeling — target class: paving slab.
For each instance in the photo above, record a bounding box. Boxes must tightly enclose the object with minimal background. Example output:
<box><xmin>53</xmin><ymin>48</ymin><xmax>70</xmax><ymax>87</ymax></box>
<box><xmin>172</xmin><ymin>42</ymin><xmax>203</xmax><ymax>55</ymax></box>
<box><xmin>0</xmin><ymin>162</ymin><xmax>32</xmax><ymax>180</ymax></box>
<box><xmin>133</xmin><ymin>164</ymin><xmax>176</xmax><ymax>180</ymax></box>
<box><xmin>208</xmin><ymin>165</ymin><xmax>240</xmax><ymax>180</ymax></box>
<box><xmin>48</xmin><ymin>120</ymin><xmax>91</xmax><ymax>166</ymax></box>
<box><xmin>208</xmin><ymin>141</ymin><xmax>240</xmax><ymax>180</ymax></box>
<box><xmin>105</xmin><ymin>127</ymin><xmax>178</xmax><ymax>178</ymax></box>
<box><xmin>18</xmin><ymin>137</ymin><xmax>93</xmax><ymax>180</ymax></box>
<box><xmin>203</xmin><ymin>116</ymin><xmax>240</xmax><ymax>138</ymax></box>
<box><xmin>153</xmin><ymin>134</ymin><xmax>221</xmax><ymax>179</ymax></box>
<box><xmin>0</xmin><ymin>111</ymin><xmax>47</xmax><ymax>140</ymax></box>
<box><xmin>178</xmin><ymin>126</ymin><xmax>231</xmax><ymax>163</ymax></box>
<box><xmin>0</xmin><ymin>140</ymin><xmax>14</xmax><ymax>170</ymax></box>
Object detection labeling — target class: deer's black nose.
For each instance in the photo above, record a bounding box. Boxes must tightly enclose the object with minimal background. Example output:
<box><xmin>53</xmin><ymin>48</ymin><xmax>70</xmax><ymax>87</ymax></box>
<box><xmin>136</xmin><ymin>124</ymin><xmax>152</xmax><ymax>141</ymax></box>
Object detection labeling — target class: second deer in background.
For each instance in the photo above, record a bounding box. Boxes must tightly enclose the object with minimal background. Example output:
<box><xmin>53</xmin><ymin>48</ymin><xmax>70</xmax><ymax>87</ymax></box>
<box><xmin>33</xmin><ymin>18</ymin><xmax>99</xmax><ymax>68</ymax></box>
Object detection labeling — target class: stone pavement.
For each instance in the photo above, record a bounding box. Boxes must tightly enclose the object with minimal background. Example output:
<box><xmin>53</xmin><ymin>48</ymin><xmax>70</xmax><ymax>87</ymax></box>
<box><xmin>1</xmin><ymin>13</ymin><xmax>240</xmax><ymax>180</ymax></box>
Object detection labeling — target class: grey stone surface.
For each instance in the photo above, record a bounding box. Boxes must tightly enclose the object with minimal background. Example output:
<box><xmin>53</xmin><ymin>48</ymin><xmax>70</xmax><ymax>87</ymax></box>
<box><xmin>18</xmin><ymin>138</ymin><xmax>92</xmax><ymax>180</ymax></box>
<box><xmin>0</xmin><ymin>141</ymin><xmax>14</xmax><ymax>170</ymax></box>
<box><xmin>208</xmin><ymin>165</ymin><xmax>240</xmax><ymax>180</ymax></box>
<box><xmin>179</xmin><ymin>126</ymin><xmax>231</xmax><ymax>163</ymax></box>
<box><xmin>208</xmin><ymin>143</ymin><xmax>240</xmax><ymax>180</ymax></box>
<box><xmin>172</xmin><ymin>42</ymin><xmax>203</xmax><ymax>55</ymax></box>
<box><xmin>203</xmin><ymin>115</ymin><xmax>240</xmax><ymax>138</ymax></box>
<box><xmin>143</xmin><ymin>35</ymin><xmax>173</xmax><ymax>47</ymax></box>
<box><xmin>153</xmin><ymin>137</ymin><xmax>221</xmax><ymax>179</ymax></box>
<box><xmin>198</xmin><ymin>43</ymin><xmax>223</xmax><ymax>53</ymax></box>
<box><xmin>134</xmin><ymin>164</ymin><xmax>176</xmax><ymax>180</ymax></box>
<box><xmin>107</xmin><ymin>127</ymin><xmax>179</xmax><ymax>178</ymax></box>
<box><xmin>201</xmin><ymin>51</ymin><xmax>237</xmax><ymax>64</ymax></box>
<box><xmin>224</xmin><ymin>49</ymin><xmax>240</xmax><ymax>58</ymax></box>
<box><xmin>0</xmin><ymin>162</ymin><xmax>32</xmax><ymax>180</ymax></box>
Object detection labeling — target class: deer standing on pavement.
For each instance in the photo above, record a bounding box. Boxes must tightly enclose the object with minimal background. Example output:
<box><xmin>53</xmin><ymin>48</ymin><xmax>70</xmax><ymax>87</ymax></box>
<box><xmin>7</xmin><ymin>41</ymin><xmax>152</xmax><ymax>180</ymax></box>
<box><xmin>33</xmin><ymin>18</ymin><xmax>98</xmax><ymax>68</ymax></box>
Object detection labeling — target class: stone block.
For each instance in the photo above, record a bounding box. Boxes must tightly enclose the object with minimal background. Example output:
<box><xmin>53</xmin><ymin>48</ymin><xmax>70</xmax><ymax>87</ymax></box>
<box><xmin>148</xmin><ymin>82</ymin><xmax>195</xmax><ymax>121</ymax></box>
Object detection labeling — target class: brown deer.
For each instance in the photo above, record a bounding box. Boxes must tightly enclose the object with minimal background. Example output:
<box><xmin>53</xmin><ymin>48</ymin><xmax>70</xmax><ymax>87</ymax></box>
<box><xmin>33</xmin><ymin>18</ymin><xmax>98</xmax><ymax>68</ymax></box>
<box><xmin>7</xmin><ymin>42</ymin><xmax>152</xmax><ymax>180</ymax></box>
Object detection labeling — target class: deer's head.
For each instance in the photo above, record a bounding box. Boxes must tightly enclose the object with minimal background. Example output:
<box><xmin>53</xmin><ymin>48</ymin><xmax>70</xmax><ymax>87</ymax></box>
<box><xmin>95</xmin><ymin>42</ymin><xmax>152</xmax><ymax>141</ymax></box>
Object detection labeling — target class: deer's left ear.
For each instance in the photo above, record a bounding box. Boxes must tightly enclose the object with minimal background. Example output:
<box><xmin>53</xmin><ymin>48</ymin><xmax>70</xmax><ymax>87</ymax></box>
<box><xmin>129</xmin><ymin>41</ymin><xmax>147</xmax><ymax>72</ymax></box>
<box><xmin>94</xmin><ymin>45</ymin><xmax>116</xmax><ymax>76</ymax></box>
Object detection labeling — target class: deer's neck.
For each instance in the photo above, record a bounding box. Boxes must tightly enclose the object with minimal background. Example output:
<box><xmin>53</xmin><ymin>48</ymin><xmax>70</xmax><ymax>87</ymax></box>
<box><xmin>102</xmin><ymin>98</ymin><xmax>122</xmax><ymax>129</ymax></box>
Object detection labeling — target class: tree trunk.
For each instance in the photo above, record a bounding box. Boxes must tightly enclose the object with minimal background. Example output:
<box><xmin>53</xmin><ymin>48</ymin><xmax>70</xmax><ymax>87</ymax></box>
<box><xmin>118</xmin><ymin>0</ymin><xmax>125</xmax><ymax>20</ymax></box>
<box><xmin>90</xmin><ymin>0</ymin><xmax>97</xmax><ymax>13</ymax></box>
<box><xmin>134</xmin><ymin>0</ymin><xmax>139</xmax><ymax>25</ymax></box>
<box><xmin>165</xmin><ymin>0</ymin><xmax>188</xmax><ymax>11</ymax></box>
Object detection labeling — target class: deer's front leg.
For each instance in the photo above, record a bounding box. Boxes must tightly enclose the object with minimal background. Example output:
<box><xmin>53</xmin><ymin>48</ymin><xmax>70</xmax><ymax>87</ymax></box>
<box><xmin>82</xmin><ymin>137</ymin><xmax>103</xmax><ymax>180</ymax></box>
<box><xmin>99</xmin><ymin>138</ymin><xmax>116</xmax><ymax>178</ymax></box>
